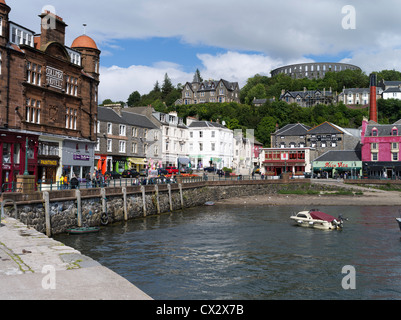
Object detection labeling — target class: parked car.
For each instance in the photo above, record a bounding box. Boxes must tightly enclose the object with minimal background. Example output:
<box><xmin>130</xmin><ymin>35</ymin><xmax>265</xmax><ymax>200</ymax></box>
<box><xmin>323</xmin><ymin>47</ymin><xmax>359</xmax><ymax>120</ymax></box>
<box><xmin>122</xmin><ymin>169</ymin><xmax>140</xmax><ymax>178</ymax></box>
<box><xmin>158</xmin><ymin>168</ymin><xmax>168</xmax><ymax>175</ymax></box>
<box><xmin>166</xmin><ymin>166</ymin><xmax>179</xmax><ymax>174</ymax></box>
<box><xmin>180</xmin><ymin>167</ymin><xmax>193</xmax><ymax>174</ymax></box>
<box><xmin>203</xmin><ymin>167</ymin><xmax>216</xmax><ymax>172</ymax></box>
<box><xmin>104</xmin><ymin>171</ymin><xmax>121</xmax><ymax>179</ymax></box>
<box><xmin>139</xmin><ymin>169</ymin><xmax>147</xmax><ymax>176</ymax></box>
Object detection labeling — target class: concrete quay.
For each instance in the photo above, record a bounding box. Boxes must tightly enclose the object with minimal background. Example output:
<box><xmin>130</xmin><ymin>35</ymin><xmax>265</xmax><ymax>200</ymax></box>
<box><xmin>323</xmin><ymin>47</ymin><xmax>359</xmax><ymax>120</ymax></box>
<box><xmin>0</xmin><ymin>215</ymin><xmax>152</xmax><ymax>300</ymax></box>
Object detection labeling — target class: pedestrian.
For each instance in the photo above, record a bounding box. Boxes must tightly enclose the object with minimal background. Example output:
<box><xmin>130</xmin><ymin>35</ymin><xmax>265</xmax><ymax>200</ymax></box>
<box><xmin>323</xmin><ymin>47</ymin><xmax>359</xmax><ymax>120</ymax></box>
<box><xmin>86</xmin><ymin>172</ymin><xmax>92</xmax><ymax>188</ymax></box>
<box><xmin>59</xmin><ymin>175</ymin><xmax>64</xmax><ymax>190</ymax></box>
<box><xmin>63</xmin><ymin>174</ymin><xmax>68</xmax><ymax>189</ymax></box>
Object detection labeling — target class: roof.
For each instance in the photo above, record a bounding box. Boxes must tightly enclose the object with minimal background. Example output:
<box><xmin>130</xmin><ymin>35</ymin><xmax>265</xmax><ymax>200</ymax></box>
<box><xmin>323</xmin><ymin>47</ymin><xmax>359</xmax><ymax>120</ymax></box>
<box><xmin>364</xmin><ymin>122</ymin><xmax>401</xmax><ymax>137</ymax></box>
<box><xmin>314</xmin><ymin>150</ymin><xmax>361</xmax><ymax>162</ymax></box>
<box><xmin>307</xmin><ymin>122</ymin><xmax>345</xmax><ymax>135</ymax></box>
<box><xmin>310</xmin><ymin>211</ymin><xmax>335</xmax><ymax>222</ymax></box>
<box><xmin>98</xmin><ymin>107</ymin><xmax>128</xmax><ymax>124</ymax></box>
<box><xmin>281</xmin><ymin>89</ymin><xmax>333</xmax><ymax>99</ymax></box>
<box><xmin>188</xmin><ymin>120</ymin><xmax>227</xmax><ymax>129</ymax></box>
<box><xmin>120</xmin><ymin>111</ymin><xmax>158</xmax><ymax>129</ymax></box>
<box><xmin>274</xmin><ymin>123</ymin><xmax>311</xmax><ymax>136</ymax></box>
<box><xmin>71</xmin><ymin>35</ymin><xmax>98</xmax><ymax>50</ymax></box>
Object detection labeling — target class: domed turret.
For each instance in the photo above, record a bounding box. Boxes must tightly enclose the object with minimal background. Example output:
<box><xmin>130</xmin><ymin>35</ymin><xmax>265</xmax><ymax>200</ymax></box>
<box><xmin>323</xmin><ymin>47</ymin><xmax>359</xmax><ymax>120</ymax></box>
<box><xmin>71</xmin><ymin>34</ymin><xmax>100</xmax><ymax>81</ymax></box>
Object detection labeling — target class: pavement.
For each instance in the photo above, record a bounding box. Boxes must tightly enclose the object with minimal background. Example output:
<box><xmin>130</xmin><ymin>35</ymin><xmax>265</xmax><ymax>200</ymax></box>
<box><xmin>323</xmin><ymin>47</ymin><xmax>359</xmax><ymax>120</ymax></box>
<box><xmin>0</xmin><ymin>215</ymin><xmax>152</xmax><ymax>300</ymax></box>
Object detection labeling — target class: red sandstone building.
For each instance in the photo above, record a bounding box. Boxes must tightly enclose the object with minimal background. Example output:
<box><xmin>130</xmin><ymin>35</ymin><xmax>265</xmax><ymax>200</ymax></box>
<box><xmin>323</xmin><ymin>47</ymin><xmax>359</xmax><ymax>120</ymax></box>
<box><xmin>0</xmin><ymin>1</ymin><xmax>100</xmax><ymax>189</ymax></box>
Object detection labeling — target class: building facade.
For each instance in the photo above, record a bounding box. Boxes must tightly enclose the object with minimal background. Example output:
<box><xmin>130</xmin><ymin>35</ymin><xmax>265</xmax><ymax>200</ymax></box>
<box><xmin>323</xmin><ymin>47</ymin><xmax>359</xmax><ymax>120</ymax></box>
<box><xmin>280</xmin><ymin>89</ymin><xmax>335</xmax><ymax>107</ymax></box>
<box><xmin>0</xmin><ymin>2</ymin><xmax>100</xmax><ymax>187</ymax></box>
<box><xmin>187</xmin><ymin>118</ymin><xmax>233</xmax><ymax>170</ymax></box>
<box><xmin>182</xmin><ymin>76</ymin><xmax>240</xmax><ymax>105</ymax></box>
<box><xmin>361</xmin><ymin>118</ymin><xmax>401</xmax><ymax>179</ymax></box>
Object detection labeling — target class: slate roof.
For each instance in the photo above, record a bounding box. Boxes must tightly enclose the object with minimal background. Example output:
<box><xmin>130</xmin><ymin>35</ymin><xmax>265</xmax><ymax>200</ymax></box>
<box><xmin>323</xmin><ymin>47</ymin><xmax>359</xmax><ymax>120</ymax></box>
<box><xmin>307</xmin><ymin>122</ymin><xmax>345</xmax><ymax>135</ymax></box>
<box><xmin>98</xmin><ymin>107</ymin><xmax>128</xmax><ymax>124</ymax></box>
<box><xmin>121</xmin><ymin>111</ymin><xmax>158</xmax><ymax>129</ymax></box>
<box><xmin>314</xmin><ymin>150</ymin><xmax>361</xmax><ymax>162</ymax></box>
<box><xmin>274</xmin><ymin>123</ymin><xmax>311</xmax><ymax>136</ymax></box>
<box><xmin>188</xmin><ymin>120</ymin><xmax>227</xmax><ymax>129</ymax></box>
<box><xmin>364</xmin><ymin>122</ymin><xmax>401</xmax><ymax>137</ymax></box>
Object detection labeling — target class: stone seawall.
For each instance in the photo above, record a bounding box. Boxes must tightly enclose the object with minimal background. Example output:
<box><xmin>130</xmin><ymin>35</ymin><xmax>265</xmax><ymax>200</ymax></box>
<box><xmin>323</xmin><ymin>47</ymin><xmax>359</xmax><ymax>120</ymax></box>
<box><xmin>1</xmin><ymin>179</ymin><xmax>321</xmax><ymax>235</ymax></box>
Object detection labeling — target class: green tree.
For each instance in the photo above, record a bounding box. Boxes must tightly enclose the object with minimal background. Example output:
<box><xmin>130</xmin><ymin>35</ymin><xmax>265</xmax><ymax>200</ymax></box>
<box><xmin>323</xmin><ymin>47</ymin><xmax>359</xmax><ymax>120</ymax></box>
<box><xmin>161</xmin><ymin>73</ymin><xmax>174</xmax><ymax>99</ymax></box>
<box><xmin>127</xmin><ymin>91</ymin><xmax>141</xmax><ymax>106</ymax></box>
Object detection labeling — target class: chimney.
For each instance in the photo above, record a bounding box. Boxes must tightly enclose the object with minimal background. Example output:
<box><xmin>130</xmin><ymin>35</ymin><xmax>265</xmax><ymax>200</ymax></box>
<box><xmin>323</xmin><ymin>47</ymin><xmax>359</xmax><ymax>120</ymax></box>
<box><xmin>369</xmin><ymin>74</ymin><xmax>378</xmax><ymax>122</ymax></box>
<box><xmin>39</xmin><ymin>10</ymin><xmax>67</xmax><ymax>46</ymax></box>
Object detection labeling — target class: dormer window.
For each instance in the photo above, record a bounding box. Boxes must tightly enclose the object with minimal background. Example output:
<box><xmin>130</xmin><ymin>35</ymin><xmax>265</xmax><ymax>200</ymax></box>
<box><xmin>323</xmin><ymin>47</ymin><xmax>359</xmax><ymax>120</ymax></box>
<box><xmin>392</xmin><ymin>127</ymin><xmax>398</xmax><ymax>136</ymax></box>
<box><xmin>372</xmin><ymin>128</ymin><xmax>378</xmax><ymax>137</ymax></box>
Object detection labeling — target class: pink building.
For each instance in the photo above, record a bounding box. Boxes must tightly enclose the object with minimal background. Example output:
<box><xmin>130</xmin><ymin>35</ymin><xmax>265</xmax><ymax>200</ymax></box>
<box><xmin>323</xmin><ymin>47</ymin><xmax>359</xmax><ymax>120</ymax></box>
<box><xmin>361</xmin><ymin>118</ymin><xmax>401</xmax><ymax>178</ymax></box>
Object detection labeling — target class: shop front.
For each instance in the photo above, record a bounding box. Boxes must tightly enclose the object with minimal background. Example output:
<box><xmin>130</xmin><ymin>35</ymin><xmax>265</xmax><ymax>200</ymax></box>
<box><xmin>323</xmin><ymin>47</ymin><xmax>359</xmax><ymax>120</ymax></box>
<box><xmin>261</xmin><ymin>148</ymin><xmax>309</xmax><ymax>177</ymax></box>
<box><xmin>37</xmin><ymin>140</ymin><xmax>61</xmax><ymax>184</ymax></box>
<box><xmin>128</xmin><ymin>157</ymin><xmax>147</xmax><ymax>171</ymax></box>
<box><xmin>0</xmin><ymin>130</ymin><xmax>39</xmax><ymax>191</ymax></box>
<box><xmin>113</xmin><ymin>156</ymin><xmax>128</xmax><ymax>173</ymax></box>
<box><xmin>62</xmin><ymin>139</ymin><xmax>95</xmax><ymax>179</ymax></box>
<box><xmin>362</xmin><ymin>162</ymin><xmax>401</xmax><ymax>179</ymax></box>
<box><xmin>313</xmin><ymin>161</ymin><xmax>362</xmax><ymax>179</ymax></box>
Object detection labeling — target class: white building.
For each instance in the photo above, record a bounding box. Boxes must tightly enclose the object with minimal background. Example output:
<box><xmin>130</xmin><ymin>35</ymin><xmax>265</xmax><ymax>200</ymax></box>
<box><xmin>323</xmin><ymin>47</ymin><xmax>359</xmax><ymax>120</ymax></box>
<box><xmin>233</xmin><ymin>130</ymin><xmax>254</xmax><ymax>175</ymax></box>
<box><xmin>187</xmin><ymin>118</ymin><xmax>233</xmax><ymax>170</ymax></box>
<box><xmin>152</xmin><ymin>111</ymin><xmax>189</xmax><ymax>168</ymax></box>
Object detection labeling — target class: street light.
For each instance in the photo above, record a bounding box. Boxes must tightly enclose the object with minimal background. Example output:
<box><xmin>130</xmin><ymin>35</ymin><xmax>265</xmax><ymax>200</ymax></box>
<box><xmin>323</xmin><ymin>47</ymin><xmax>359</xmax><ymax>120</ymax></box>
<box><xmin>23</xmin><ymin>137</ymin><xmax>29</xmax><ymax>176</ymax></box>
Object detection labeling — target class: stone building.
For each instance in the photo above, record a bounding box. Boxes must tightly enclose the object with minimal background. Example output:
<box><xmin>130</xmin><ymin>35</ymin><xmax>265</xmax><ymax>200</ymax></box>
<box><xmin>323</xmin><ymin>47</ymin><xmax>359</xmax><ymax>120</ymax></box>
<box><xmin>181</xmin><ymin>72</ymin><xmax>240</xmax><ymax>105</ymax></box>
<box><xmin>271</xmin><ymin>62</ymin><xmax>361</xmax><ymax>80</ymax></box>
<box><xmin>0</xmin><ymin>2</ymin><xmax>100</xmax><ymax>188</ymax></box>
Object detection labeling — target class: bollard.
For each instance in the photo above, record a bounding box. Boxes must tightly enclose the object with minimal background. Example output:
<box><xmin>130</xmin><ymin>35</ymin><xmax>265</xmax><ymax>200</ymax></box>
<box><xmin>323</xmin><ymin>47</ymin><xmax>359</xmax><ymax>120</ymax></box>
<box><xmin>167</xmin><ymin>184</ymin><xmax>173</xmax><ymax>212</ymax></box>
<box><xmin>76</xmin><ymin>189</ymin><xmax>82</xmax><ymax>227</ymax></box>
<box><xmin>43</xmin><ymin>192</ymin><xmax>51</xmax><ymax>237</ymax></box>
<box><xmin>122</xmin><ymin>187</ymin><xmax>128</xmax><ymax>221</ymax></box>
<box><xmin>141</xmin><ymin>185</ymin><xmax>147</xmax><ymax>216</ymax></box>
<box><xmin>154</xmin><ymin>185</ymin><xmax>160</xmax><ymax>214</ymax></box>
<box><xmin>101</xmin><ymin>188</ymin><xmax>107</xmax><ymax>214</ymax></box>
<box><xmin>179</xmin><ymin>183</ymin><xmax>184</xmax><ymax>209</ymax></box>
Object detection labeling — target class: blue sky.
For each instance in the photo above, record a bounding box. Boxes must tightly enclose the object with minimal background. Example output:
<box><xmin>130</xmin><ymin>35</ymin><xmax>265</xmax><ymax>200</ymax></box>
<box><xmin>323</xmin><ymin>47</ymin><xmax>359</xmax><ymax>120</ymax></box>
<box><xmin>7</xmin><ymin>0</ymin><xmax>401</xmax><ymax>103</ymax></box>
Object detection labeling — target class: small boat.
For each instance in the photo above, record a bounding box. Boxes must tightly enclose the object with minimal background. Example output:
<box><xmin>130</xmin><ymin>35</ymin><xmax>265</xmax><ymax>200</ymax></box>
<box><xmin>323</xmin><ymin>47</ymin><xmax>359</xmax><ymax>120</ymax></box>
<box><xmin>204</xmin><ymin>201</ymin><xmax>215</xmax><ymax>206</ymax></box>
<box><xmin>395</xmin><ymin>218</ymin><xmax>401</xmax><ymax>231</ymax></box>
<box><xmin>290</xmin><ymin>209</ymin><xmax>345</xmax><ymax>230</ymax></box>
<box><xmin>66</xmin><ymin>226</ymin><xmax>100</xmax><ymax>234</ymax></box>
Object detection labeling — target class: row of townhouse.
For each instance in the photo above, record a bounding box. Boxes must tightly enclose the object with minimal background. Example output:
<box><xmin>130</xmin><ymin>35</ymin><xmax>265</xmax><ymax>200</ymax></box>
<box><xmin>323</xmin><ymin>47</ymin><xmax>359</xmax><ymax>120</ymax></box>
<box><xmin>96</xmin><ymin>106</ymin><xmax>258</xmax><ymax>175</ymax></box>
<box><xmin>260</xmin><ymin>117</ymin><xmax>401</xmax><ymax>180</ymax></box>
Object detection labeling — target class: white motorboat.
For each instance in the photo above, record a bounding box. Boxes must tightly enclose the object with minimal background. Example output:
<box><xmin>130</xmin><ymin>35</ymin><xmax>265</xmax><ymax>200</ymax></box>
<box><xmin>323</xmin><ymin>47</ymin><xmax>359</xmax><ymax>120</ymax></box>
<box><xmin>290</xmin><ymin>209</ymin><xmax>345</xmax><ymax>230</ymax></box>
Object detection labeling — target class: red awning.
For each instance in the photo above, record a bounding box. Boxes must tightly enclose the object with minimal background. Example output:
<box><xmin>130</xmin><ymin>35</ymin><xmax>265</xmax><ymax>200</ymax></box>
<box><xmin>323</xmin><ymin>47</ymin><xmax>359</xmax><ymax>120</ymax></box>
<box><xmin>310</xmin><ymin>211</ymin><xmax>335</xmax><ymax>222</ymax></box>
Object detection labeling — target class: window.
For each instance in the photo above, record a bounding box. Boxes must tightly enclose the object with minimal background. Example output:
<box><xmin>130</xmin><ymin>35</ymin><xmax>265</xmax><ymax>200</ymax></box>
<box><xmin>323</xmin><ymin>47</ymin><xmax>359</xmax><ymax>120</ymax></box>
<box><xmin>372</xmin><ymin>128</ymin><xmax>378</xmax><ymax>136</ymax></box>
<box><xmin>119</xmin><ymin>141</ymin><xmax>126</xmax><ymax>153</ymax></box>
<box><xmin>190</xmin><ymin>132</ymin><xmax>193</xmax><ymax>138</ymax></box>
<box><xmin>65</xmin><ymin>75</ymin><xmax>78</xmax><ymax>96</ymax></box>
<box><xmin>132</xmin><ymin>142</ymin><xmax>137</xmax><ymax>153</ymax></box>
<box><xmin>107</xmin><ymin>123</ymin><xmax>112</xmax><ymax>134</ymax></box>
<box><xmin>392</xmin><ymin>152</ymin><xmax>398</xmax><ymax>161</ymax></box>
<box><xmin>371</xmin><ymin>143</ymin><xmax>378</xmax><ymax>150</ymax></box>
<box><xmin>211</xmin><ymin>143</ymin><xmax>215</xmax><ymax>151</ymax></box>
<box><xmin>26</xmin><ymin>98</ymin><xmax>41</xmax><ymax>124</ymax></box>
<box><xmin>95</xmin><ymin>138</ymin><xmax>100</xmax><ymax>151</ymax></box>
<box><xmin>132</xmin><ymin>127</ymin><xmax>137</xmax><ymax>137</ymax></box>
<box><xmin>331</xmin><ymin>142</ymin><xmax>337</xmax><ymax>148</ymax></box>
<box><xmin>392</xmin><ymin>143</ymin><xmax>398</xmax><ymax>150</ymax></box>
<box><xmin>27</xmin><ymin>62</ymin><xmax>42</xmax><ymax>86</ymax></box>
<box><xmin>143</xmin><ymin>129</ymin><xmax>148</xmax><ymax>139</ymax></box>
<box><xmin>372</xmin><ymin>153</ymin><xmax>378</xmax><ymax>161</ymax></box>
<box><xmin>154</xmin><ymin>145</ymin><xmax>158</xmax><ymax>155</ymax></box>
<box><xmin>211</xmin><ymin>131</ymin><xmax>215</xmax><ymax>138</ymax></box>
<box><xmin>107</xmin><ymin>139</ymin><xmax>112</xmax><ymax>152</ymax></box>
<box><xmin>199</xmin><ymin>131</ymin><xmax>203</xmax><ymax>138</ymax></box>
<box><xmin>65</xmin><ymin>107</ymin><xmax>77</xmax><ymax>130</ymax></box>
<box><xmin>392</xmin><ymin>128</ymin><xmax>398</xmax><ymax>136</ymax></box>
<box><xmin>119</xmin><ymin>125</ymin><xmax>126</xmax><ymax>136</ymax></box>
<box><xmin>199</xmin><ymin>143</ymin><xmax>203</xmax><ymax>151</ymax></box>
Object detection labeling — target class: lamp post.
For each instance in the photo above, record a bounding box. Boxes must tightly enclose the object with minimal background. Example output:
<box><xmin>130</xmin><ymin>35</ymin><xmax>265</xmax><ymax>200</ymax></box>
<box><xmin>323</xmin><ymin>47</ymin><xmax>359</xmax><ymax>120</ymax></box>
<box><xmin>23</xmin><ymin>137</ymin><xmax>29</xmax><ymax>176</ymax></box>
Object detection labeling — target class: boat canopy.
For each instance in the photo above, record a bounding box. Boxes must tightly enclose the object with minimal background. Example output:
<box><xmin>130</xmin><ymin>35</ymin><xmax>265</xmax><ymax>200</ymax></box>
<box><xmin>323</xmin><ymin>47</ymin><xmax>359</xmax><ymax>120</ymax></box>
<box><xmin>310</xmin><ymin>211</ymin><xmax>335</xmax><ymax>222</ymax></box>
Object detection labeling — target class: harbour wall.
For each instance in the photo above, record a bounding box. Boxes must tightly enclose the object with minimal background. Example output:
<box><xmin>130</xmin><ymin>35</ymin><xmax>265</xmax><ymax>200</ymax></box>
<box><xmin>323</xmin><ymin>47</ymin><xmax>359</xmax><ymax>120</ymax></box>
<box><xmin>1</xmin><ymin>179</ymin><xmax>325</xmax><ymax>235</ymax></box>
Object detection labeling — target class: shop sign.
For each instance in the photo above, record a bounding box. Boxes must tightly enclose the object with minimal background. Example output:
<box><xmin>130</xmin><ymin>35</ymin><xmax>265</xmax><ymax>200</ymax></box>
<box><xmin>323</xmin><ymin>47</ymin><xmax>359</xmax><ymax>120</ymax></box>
<box><xmin>324</xmin><ymin>162</ymin><xmax>349</xmax><ymax>168</ymax></box>
<box><xmin>46</xmin><ymin>66</ymin><xmax>63</xmax><ymax>90</ymax></box>
<box><xmin>73</xmin><ymin>154</ymin><xmax>90</xmax><ymax>161</ymax></box>
<box><xmin>38</xmin><ymin>159</ymin><xmax>59</xmax><ymax>166</ymax></box>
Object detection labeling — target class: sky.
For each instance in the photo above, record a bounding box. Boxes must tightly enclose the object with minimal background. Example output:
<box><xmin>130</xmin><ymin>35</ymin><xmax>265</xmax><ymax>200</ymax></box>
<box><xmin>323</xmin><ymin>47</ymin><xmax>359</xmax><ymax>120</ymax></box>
<box><xmin>7</xmin><ymin>0</ymin><xmax>401</xmax><ymax>103</ymax></box>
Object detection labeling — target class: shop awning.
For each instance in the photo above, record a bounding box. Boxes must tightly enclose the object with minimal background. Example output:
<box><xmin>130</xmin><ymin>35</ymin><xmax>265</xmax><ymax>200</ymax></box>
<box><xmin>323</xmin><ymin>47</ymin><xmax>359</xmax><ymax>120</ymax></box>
<box><xmin>178</xmin><ymin>157</ymin><xmax>190</xmax><ymax>165</ymax></box>
<box><xmin>128</xmin><ymin>157</ymin><xmax>147</xmax><ymax>165</ymax></box>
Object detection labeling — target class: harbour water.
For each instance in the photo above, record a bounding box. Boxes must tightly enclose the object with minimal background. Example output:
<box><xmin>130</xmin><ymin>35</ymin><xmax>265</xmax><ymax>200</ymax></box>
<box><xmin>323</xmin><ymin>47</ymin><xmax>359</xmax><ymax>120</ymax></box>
<box><xmin>55</xmin><ymin>204</ymin><xmax>401</xmax><ymax>300</ymax></box>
